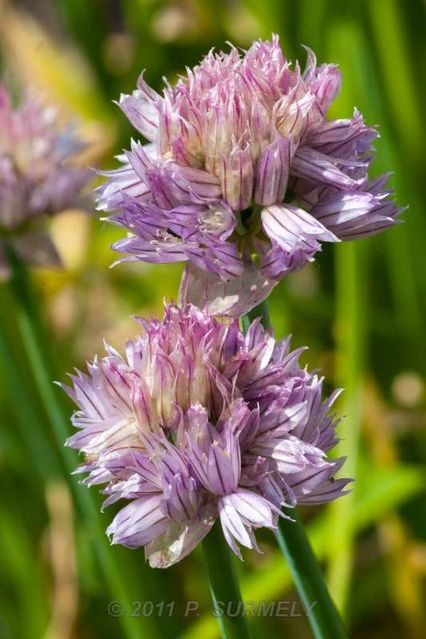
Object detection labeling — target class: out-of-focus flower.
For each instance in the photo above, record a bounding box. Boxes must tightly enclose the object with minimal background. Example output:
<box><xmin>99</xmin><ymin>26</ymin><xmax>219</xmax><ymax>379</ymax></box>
<box><xmin>98</xmin><ymin>35</ymin><xmax>403</xmax><ymax>316</ymax></box>
<box><xmin>63</xmin><ymin>303</ymin><xmax>349</xmax><ymax>568</ymax></box>
<box><xmin>0</xmin><ymin>85</ymin><xmax>90</xmax><ymax>277</ymax></box>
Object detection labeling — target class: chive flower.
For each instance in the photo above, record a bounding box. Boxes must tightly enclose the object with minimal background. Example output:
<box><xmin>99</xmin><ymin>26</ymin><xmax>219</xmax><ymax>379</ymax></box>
<box><xmin>0</xmin><ymin>85</ymin><xmax>89</xmax><ymax>276</ymax></box>
<box><xmin>98</xmin><ymin>35</ymin><xmax>402</xmax><ymax>316</ymax></box>
<box><xmin>63</xmin><ymin>303</ymin><xmax>349</xmax><ymax>568</ymax></box>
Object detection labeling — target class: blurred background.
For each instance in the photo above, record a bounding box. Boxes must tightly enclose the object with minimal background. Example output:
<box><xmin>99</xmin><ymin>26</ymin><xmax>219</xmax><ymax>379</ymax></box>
<box><xmin>0</xmin><ymin>0</ymin><xmax>425</xmax><ymax>638</ymax></box>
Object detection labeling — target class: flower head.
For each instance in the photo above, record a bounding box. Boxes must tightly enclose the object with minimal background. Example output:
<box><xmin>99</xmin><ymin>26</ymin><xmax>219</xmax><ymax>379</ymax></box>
<box><xmin>63</xmin><ymin>303</ymin><xmax>349</xmax><ymax>568</ymax></box>
<box><xmin>98</xmin><ymin>36</ymin><xmax>402</xmax><ymax>316</ymax></box>
<box><xmin>0</xmin><ymin>85</ymin><xmax>89</xmax><ymax>276</ymax></box>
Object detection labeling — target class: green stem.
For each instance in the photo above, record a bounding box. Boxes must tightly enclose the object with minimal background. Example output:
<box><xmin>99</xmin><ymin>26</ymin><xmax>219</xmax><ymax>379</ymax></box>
<box><xmin>6</xmin><ymin>250</ymin><xmax>73</xmax><ymax>455</ymax></box>
<box><xmin>202</xmin><ymin>522</ymin><xmax>252</xmax><ymax>639</ymax></box>
<box><xmin>5</xmin><ymin>244</ymin><xmax>160</xmax><ymax>639</ymax></box>
<box><xmin>276</xmin><ymin>511</ymin><xmax>347</xmax><ymax>639</ymax></box>
<box><xmin>0</xmin><ymin>319</ymin><xmax>61</xmax><ymax>482</ymax></box>
<box><xmin>244</xmin><ymin>300</ymin><xmax>348</xmax><ymax>639</ymax></box>
<box><xmin>246</xmin><ymin>299</ymin><xmax>271</xmax><ymax>329</ymax></box>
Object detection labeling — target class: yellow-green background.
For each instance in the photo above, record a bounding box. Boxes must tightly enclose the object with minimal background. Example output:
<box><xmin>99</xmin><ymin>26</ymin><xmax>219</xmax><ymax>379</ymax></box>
<box><xmin>0</xmin><ymin>1</ymin><xmax>425</xmax><ymax>638</ymax></box>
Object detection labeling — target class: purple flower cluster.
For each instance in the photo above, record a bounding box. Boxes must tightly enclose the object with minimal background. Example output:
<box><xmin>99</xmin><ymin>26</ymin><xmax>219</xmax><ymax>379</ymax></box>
<box><xmin>98</xmin><ymin>36</ymin><xmax>402</xmax><ymax>316</ymax></box>
<box><xmin>64</xmin><ymin>303</ymin><xmax>349</xmax><ymax>567</ymax></box>
<box><xmin>0</xmin><ymin>85</ymin><xmax>89</xmax><ymax>275</ymax></box>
